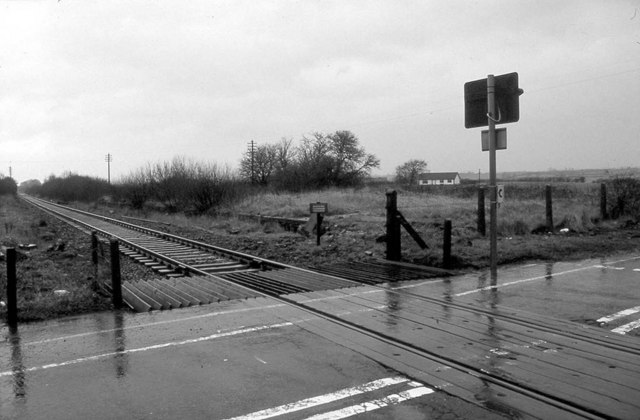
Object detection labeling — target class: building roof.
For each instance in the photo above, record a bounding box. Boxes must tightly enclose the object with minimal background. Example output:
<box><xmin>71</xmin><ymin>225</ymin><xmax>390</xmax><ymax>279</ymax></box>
<box><xmin>418</xmin><ymin>172</ymin><xmax>460</xmax><ymax>181</ymax></box>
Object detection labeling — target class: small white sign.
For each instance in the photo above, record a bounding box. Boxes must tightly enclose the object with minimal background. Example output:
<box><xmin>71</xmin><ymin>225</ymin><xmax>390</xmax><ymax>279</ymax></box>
<box><xmin>481</xmin><ymin>128</ymin><xmax>507</xmax><ymax>151</ymax></box>
<box><xmin>496</xmin><ymin>185</ymin><xmax>505</xmax><ymax>203</ymax></box>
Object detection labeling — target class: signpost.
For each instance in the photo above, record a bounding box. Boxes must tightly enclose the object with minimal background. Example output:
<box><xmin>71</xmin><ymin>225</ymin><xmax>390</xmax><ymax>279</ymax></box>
<box><xmin>464</xmin><ymin>72</ymin><xmax>523</xmax><ymax>275</ymax></box>
<box><xmin>309</xmin><ymin>202</ymin><xmax>328</xmax><ymax>246</ymax></box>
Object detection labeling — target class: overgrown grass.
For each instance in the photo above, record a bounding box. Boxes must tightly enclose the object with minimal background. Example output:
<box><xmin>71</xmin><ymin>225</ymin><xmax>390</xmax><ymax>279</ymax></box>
<box><xmin>228</xmin><ymin>184</ymin><xmax>605</xmax><ymax>237</ymax></box>
<box><xmin>229</xmin><ymin>187</ymin><xmax>387</xmax><ymax>217</ymax></box>
<box><xmin>1</xmin><ymin>195</ymin><xmax>112</xmax><ymax>322</ymax></box>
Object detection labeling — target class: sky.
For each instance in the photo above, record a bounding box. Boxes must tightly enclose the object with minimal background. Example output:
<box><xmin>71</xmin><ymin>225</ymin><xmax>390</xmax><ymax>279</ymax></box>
<box><xmin>1</xmin><ymin>0</ymin><xmax>639</xmax><ymax>183</ymax></box>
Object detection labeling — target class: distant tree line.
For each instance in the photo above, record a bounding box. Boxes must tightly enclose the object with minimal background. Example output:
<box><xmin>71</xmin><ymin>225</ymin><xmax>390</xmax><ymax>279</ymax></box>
<box><xmin>118</xmin><ymin>157</ymin><xmax>242</xmax><ymax>213</ymax></box>
<box><xmin>21</xmin><ymin>173</ymin><xmax>111</xmax><ymax>202</ymax></box>
<box><xmin>239</xmin><ymin>130</ymin><xmax>380</xmax><ymax>190</ymax></box>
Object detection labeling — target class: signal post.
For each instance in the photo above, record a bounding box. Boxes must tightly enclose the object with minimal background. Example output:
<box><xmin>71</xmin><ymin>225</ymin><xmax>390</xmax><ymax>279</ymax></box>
<box><xmin>464</xmin><ymin>72</ymin><xmax>523</xmax><ymax>275</ymax></box>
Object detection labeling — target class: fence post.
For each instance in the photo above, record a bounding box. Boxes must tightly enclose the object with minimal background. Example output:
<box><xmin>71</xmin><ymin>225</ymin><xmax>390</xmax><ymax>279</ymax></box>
<box><xmin>545</xmin><ymin>185</ymin><xmax>554</xmax><ymax>232</ymax></box>
<box><xmin>385</xmin><ymin>190</ymin><xmax>401</xmax><ymax>261</ymax></box>
<box><xmin>110</xmin><ymin>239</ymin><xmax>123</xmax><ymax>309</ymax></box>
<box><xmin>443</xmin><ymin>219</ymin><xmax>452</xmax><ymax>269</ymax></box>
<box><xmin>600</xmin><ymin>183</ymin><xmax>608</xmax><ymax>220</ymax></box>
<box><xmin>6</xmin><ymin>248</ymin><xmax>18</xmax><ymax>328</ymax></box>
<box><xmin>91</xmin><ymin>231</ymin><xmax>99</xmax><ymax>277</ymax></box>
<box><xmin>477</xmin><ymin>187</ymin><xmax>486</xmax><ymax>236</ymax></box>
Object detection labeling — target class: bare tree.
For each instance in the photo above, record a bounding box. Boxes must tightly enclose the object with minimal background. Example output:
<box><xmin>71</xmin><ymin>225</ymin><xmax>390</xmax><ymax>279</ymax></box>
<box><xmin>395</xmin><ymin>159</ymin><xmax>428</xmax><ymax>186</ymax></box>
<box><xmin>327</xmin><ymin>130</ymin><xmax>380</xmax><ymax>186</ymax></box>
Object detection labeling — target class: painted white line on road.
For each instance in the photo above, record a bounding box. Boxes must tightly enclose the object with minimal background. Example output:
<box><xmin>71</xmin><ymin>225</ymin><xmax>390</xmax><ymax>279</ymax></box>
<box><xmin>454</xmin><ymin>265</ymin><xmax>600</xmax><ymax>297</ymax></box>
<box><xmin>611</xmin><ymin>319</ymin><xmax>640</xmax><ymax>335</ymax></box>
<box><xmin>597</xmin><ymin>306</ymin><xmax>640</xmax><ymax>324</ymax></box>
<box><xmin>24</xmin><ymin>303</ymin><xmax>287</xmax><ymax>346</ymax></box>
<box><xmin>304</xmin><ymin>386</ymin><xmax>434</xmax><ymax>420</ymax></box>
<box><xmin>454</xmin><ymin>255</ymin><xmax>640</xmax><ymax>297</ymax></box>
<box><xmin>594</xmin><ymin>265</ymin><xmax>625</xmax><ymax>270</ymax></box>
<box><xmin>224</xmin><ymin>376</ymin><xmax>410</xmax><ymax>420</ymax></box>
<box><xmin>0</xmin><ymin>322</ymin><xmax>293</xmax><ymax>378</ymax></box>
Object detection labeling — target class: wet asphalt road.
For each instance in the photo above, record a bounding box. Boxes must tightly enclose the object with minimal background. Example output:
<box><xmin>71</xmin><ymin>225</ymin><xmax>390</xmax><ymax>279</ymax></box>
<box><xmin>1</xmin><ymin>254</ymin><xmax>639</xmax><ymax>419</ymax></box>
<box><xmin>394</xmin><ymin>253</ymin><xmax>640</xmax><ymax>337</ymax></box>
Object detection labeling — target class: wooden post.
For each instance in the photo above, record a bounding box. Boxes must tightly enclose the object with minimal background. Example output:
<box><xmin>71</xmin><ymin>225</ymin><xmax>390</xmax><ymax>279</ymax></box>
<box><xmin>110</xmin><ymin>239</ymin><xmax>123</xmax><ymax>309</ymax></box>
<box><xmin>545</xmin><ymin>185</ymin><xmax>554</xmax><ymax>232</ymax></box>
<box><xmin>6</xmin><ymin>248</ymin><xmax>18</xmax><ymax>328</ymax></box>
<box><xmin>477</xmin><ymin>187</ymin><xmax>486</xmax><ymax>236</ymax></box>
<box><xmin>385</xmin><ymin>190</ymin><xmax>401</xmax><ymax>261</ymax></box>
<box><xmin>91</xmin><ymin>231</ymin><xmax>99</xmax><ymax>277</ymax></box>
<box><xmin>443</xmin><ymin>220</ymin><xmax>452</xmax><ymax>269</ymax></box>
<box><xmin>600</xmin><ymin>183</ymin><xmax>608</xmax><ymax>220</ymax></box>
<box><xmin>316</xmin><ymin>213</ymin><xmax>322</xmax><ymax>246</ymax></box>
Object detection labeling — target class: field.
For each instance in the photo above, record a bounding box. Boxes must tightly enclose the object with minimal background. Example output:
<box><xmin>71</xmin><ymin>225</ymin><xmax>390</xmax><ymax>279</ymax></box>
<box><xmin>2</xmin><ymin>182</ymin><xmax>640</xmax><ymax>322</ymax></box>
<box><xmin>123</xmin><ymin>183</ymin><xmax>640</xmax><ymax>268</ymax></box>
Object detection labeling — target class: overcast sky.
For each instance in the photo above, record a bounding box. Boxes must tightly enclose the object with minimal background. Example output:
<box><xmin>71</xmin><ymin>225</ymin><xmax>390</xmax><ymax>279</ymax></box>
<box><xmin>1</xmin><ymin>0</ymin><xmax>639</xmax><ymax>183</ymax></box>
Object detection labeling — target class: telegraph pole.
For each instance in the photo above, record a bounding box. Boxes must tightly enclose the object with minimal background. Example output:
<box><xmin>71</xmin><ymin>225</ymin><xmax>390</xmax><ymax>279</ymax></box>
<box><xmin>248</xmin><ymin>141</ymin><xmax>256</xmax><ymax>184</ymax></box>
<box><xmin>105</xmin><ymin>154</ymin><xmax>112</xmax><ymax>184</ymax></box>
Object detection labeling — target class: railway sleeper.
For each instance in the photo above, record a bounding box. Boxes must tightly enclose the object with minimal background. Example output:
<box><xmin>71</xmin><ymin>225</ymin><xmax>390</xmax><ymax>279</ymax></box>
<box><xmin>221</xmin><ymin>272</ymin><xmax>307</xmax><ymax>295</ymax></box>
<box><xmin>191</xmin><ymin>261</ymin><xmax>244</xmax><ymax>269</ymax></box>
<box><xmin>201</xmin><ymin>264</ymin><xmax>248</xmax><ymax>273</ymax></box>
<box><xmin>226</xmin><ymin>275</ymin><xmax>299</xmax><ymax>295</ymax></box>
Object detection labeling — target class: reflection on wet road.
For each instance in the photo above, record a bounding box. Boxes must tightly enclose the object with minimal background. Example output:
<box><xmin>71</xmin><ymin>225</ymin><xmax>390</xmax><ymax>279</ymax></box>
<box><xmin>394</xmin><ymin>254</ymin><xmax>640</xmax><ymax>336</ymax></box>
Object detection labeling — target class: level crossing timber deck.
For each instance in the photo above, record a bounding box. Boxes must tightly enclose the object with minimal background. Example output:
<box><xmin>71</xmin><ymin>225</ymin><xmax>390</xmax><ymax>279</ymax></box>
<box><xmin>279</xmin><ymin>285</ymin><xmax>640</xmax><ymax>420</ymax></box>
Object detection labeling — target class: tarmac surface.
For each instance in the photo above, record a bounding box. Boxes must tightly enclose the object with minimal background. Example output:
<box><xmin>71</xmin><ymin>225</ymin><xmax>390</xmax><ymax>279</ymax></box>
<box><xmin>1</xmin><ymin>254</ymin><xmax>639</xmax><ymax>419</ymax></box>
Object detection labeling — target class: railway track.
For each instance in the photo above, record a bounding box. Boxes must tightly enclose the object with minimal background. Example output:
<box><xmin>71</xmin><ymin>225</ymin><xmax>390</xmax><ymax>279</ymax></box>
<box><xmin>21</xmin><ymin>195</ymin><xmax>369</xmax><ymax>311</ymax></box>
<box><xmin>20</xmin><ymin>195</ymin><xmax>640</xmax><ymax>419</ymax></box>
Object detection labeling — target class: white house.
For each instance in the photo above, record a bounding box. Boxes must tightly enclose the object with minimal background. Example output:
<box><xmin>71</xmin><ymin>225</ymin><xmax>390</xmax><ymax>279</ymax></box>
<box><xmin>417</xmin><ymin>172</ymin><xmax>461</xmax><ymax>186</ymax></box>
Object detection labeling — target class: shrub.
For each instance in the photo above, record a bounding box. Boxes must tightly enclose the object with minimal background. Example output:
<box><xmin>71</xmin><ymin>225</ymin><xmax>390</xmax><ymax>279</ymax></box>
<box><xmin>607</xmin><ymin>177</ymin><xmax>640</xmax><ymax>220</ymax></box>
<box><xmin>0</xmin><ymin>176</ymin><xmax>18</xmax><ymax>196</ymax></box>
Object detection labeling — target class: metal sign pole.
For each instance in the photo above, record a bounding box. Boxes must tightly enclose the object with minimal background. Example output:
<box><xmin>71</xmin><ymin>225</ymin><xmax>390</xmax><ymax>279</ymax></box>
<box><xmin>487</xmin><ymin>74</ymin><xmax>497</xmax><ymax>275</ymax></box>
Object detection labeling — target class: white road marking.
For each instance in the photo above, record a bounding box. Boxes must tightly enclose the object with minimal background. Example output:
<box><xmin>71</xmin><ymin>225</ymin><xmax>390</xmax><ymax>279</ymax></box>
<box><xmin>454</xmin><ymin>265</ymin><xmax>599</xmax><ymax>297</ymax></box>
<box><xmin>23</xmin><ymin>294</ymin><xmax>385</xmax><ymax>347</ymax></box>
<box><xmin>594</xmin><ymin>265</ymin><xmax>625</xmax><ymax>270</ymax></box>
<box><xmin>303</xmin><ymin>386</ymin><xmax>434</xmax><ymax>420</ymax></box>
<box><xmin>454</xmin><ymin>255</ymin><xmax>640</xmax><ymax>297</ymax></box>
<box><xmin>611</xmin><ymin>319</ymin><xmax>640</xmax><ymax>335</ymax></box>
<box><xmin>597</xmin><ymin>306</ymin><xmax>640</xmax><ymax>324</ymax></box>
<box><xmin>0</xmin><ymin>322</ymin><xmax>293</xmax><ymax>378</ymax></box>
<box><xmin>24</xmin><ymin>303</ymin><xmax>287</xmax><ymax>346</ymax></box>
<box><xmin>224</xmin><ymin>377</ymin><xmax>409</xmax><ymax>420</ymax></box>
